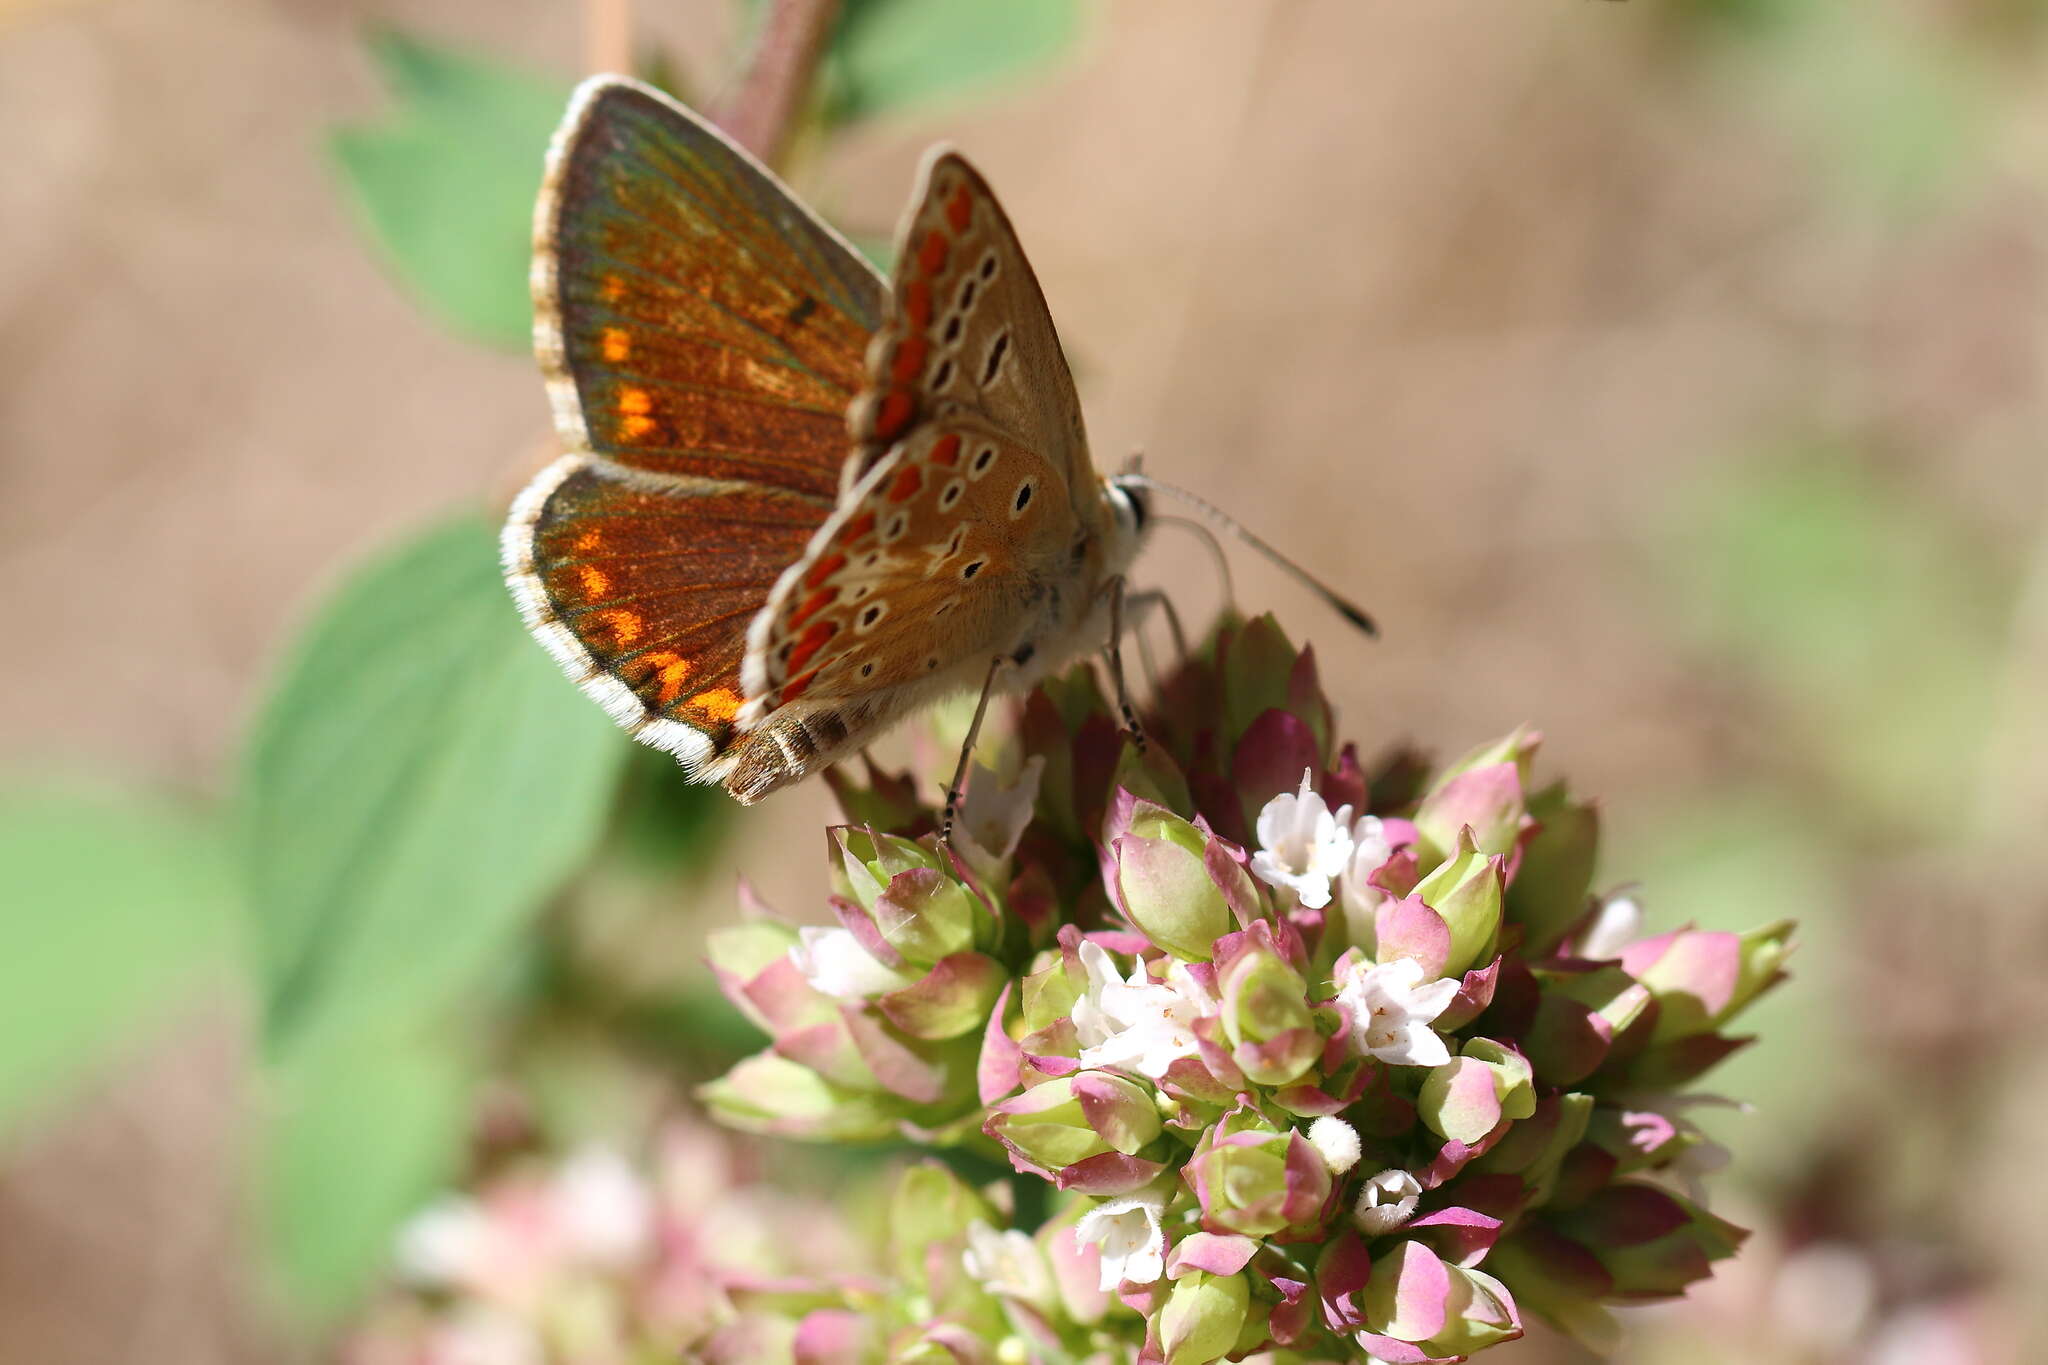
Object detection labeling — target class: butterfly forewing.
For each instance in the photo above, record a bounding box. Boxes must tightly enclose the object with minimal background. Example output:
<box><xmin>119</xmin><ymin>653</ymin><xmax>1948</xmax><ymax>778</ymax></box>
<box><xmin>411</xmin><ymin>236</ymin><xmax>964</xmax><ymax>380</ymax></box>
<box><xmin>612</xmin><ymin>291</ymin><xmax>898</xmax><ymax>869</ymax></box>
<box><xmin>538</xmin><ymin>79</ymin><xmax>884</xmax><ymax>494</ymax></box>
<box><xmin>508</xmin><ymin>77</ymin><xmax>882</xmax><ymax>774</ymax></box>
<box><xmin>845</xmin><ymin>151</ymin><xmax>1092</xmax><ymax>501</ymax></box>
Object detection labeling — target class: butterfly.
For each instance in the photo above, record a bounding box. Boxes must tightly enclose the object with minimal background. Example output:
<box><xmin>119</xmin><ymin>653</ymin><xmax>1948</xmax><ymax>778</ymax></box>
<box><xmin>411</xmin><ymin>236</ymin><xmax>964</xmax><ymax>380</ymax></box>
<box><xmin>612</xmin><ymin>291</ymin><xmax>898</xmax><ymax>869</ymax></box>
<box><xmin>500</xmin><ymin>76</ymin><xmax>1155</xmax><ymax>808</ymax></box>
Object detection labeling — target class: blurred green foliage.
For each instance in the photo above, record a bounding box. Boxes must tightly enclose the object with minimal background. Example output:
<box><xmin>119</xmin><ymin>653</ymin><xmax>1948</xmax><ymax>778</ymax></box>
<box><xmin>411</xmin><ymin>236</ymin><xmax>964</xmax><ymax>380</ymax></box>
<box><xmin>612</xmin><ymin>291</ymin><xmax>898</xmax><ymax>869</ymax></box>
<box><xmin>262</xmin><ymin>1024</ymin><xmax>477</xmax><ymax>1321</ymax></box>
<box><xmin>0</xmin><ymin>787</ymin><xmax>236</xmax><ymax>1136</ymax></box>
<box><xmin>330</xmin><ymin>31</ymin><xmax>568</xmax><ymax>349</ymax></box>
<box><xmin>241</xmin><ymin>513</ymin><xmax>627</xmax><ymax>1054</ymax></box>
<box><xmin>819</xmin><ymin>0</ymin><xmax>1081</xmax><ymax>121</ymax></box>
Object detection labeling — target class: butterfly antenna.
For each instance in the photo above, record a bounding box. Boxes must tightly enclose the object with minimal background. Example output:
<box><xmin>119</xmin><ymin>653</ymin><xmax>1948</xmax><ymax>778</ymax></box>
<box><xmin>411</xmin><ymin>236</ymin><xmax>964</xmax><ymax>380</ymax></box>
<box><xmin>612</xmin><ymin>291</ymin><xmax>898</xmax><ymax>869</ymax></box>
<box><xmin>1151</xmin><ymin>514</ymin><xmax>1237</xmax><ymax>616</ymax></box>
<box><xmin>1124</xmin><ymin>475</ymin><xmax>1379</xmax><ymax>638</ymax></box>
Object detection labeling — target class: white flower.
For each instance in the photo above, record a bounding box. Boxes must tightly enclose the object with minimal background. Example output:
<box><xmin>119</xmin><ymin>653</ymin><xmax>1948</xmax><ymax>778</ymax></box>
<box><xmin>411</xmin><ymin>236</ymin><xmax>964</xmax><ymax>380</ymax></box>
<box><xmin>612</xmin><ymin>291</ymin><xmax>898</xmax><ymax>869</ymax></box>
<box><xmin>1073</xmin><ymin>1192</ymin><xmax>1167</xmax><ymax>1291</ymax></box>
<box><xmin>434</xmin><ymin>1303</ymin><xmax>545</xmax><ymax>1365</ymax></box>
<box><xmin>1251</xmin><ymin>770</ymin><xmax>1354</xmax><ymax>909</ymax></box>
<box><xmin>1071</xmin><ymin>940</ymin><xmax>1217</xmax><ymax>1079</ymax></box>
<box><xmin>1307</xmin><ymin>1116</ymin><xmax>1362</xmax><ymax>1175</ymax></box>
<box><xmin>790</xmin><ymin>925</ymin><xmax>913</xmax><ymax>1001</ymax></box>
<box><xmin>956</xmin><ymin>755</ymin><xmax>1046</xmax><ymax>866</ymax></box>
<box><xmin>1351</xmin><ymin>1167</ymin><xmax>1423</xmax><ymax>1236</ymax></box>
<box><xmin>1575</xmin><ymin>891</ymin><xmax>1643</xmax><ymax>960</ymax></box>
<box><xmin>1336</xmin><ymin>956</ymin><xmax>1459</xmax><ymax>1067</ymax></box>
<box><xmin>1337</xmin><ymin>813</ymin><xmax>1394</xmax><ymax>950</ymax></box>
<box><xmin>394</xmin><ymin>1196</ymin><xmax>492</xmax><ymax>1288</ymax></box>
<box><xmin>962</xmin><ymin>1221</ymin><xmax>1054</xmax><ymax>1306</ymax></box>
<box><xmin>551</xmin><ymin>1146</ymin><xmax>654</xmax><ymax>1268</ymax></box>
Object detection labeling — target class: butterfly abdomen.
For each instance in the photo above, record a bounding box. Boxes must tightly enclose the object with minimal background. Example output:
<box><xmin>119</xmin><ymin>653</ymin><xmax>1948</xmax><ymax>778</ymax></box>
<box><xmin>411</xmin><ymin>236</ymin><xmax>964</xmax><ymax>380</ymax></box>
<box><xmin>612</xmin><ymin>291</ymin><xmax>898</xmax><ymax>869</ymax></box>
<box><xmin>713</xmin><ymin>704</ymin><xmax>864</xmax><ymax>803</ymax></box>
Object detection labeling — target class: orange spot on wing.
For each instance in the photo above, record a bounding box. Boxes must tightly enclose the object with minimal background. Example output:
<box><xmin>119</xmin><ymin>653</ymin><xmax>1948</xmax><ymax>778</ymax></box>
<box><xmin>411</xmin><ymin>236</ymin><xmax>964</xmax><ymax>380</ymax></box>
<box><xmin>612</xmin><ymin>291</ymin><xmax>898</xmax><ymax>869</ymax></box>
<box><xmin>786</xmin><ymin>620</ymin><xmax>838</xmax><ymax>675</ymax></box>
<box><xmin>874</xmin><ymin>391</ymin><xmax>914</xmax><ymax>441</ymax></box>
<box><xmin>780</xmin><ymin>667</ymin><xmax>821</xmax><ymax>704</ymax></box>
<box><xmin>891</xmin><ymin>335</ymin><xmax>928</xmax><ymax>386</ymax></box>
<box><xmin>791</xmin><ymin>586</ymin><xmax>838</xmax><ymax>628</ymax></box>
<box><xmin>691</xmin><ymin>686</ymin><xmax>742</xmax><ymax>723</ymax></box>
<box><xmin>574</xmin><ymin>529</ymin><xmax>603</xmax><ymax>553</ymax></box>
<box><xmin>843</xmin><ymin>511</ymin><xmax>876</xmax><ymax>542</ymax></box>
<box><xmin>600</xmin><ymin>274</ymin><xmax>626</xmax><ymax>302</ymax></box>
<box><xmin>639</xmin><ymin>650</ymin><xmax>693</xmax><ymax>706</ymax></box>
<box><xmin>929</xmin><ymin>434</ymin><xmax>962</xmax><ymax>467</ymax></box>
<box><xmin>804</xmin><ymin>552</ymin><xmax>846</xmax><ymax>588</ymax></box>
<box><xmin>887</xmin><ymin>465</ymin><xmax>923</xmax><ymax>504</ymax></box>
<box><xmin>917</xmin><ymin>229</ymin><xmax>949</xmax><ymax>277</ymax></box>
<box><xmin>905</xmin><ymin>279</ymin><xmax>932</xmax><ymax>329</ymax></box>
<box><xmin>616</xmin><ymin>386</ymin><xmax>656</xmax><ymax>441</ymax></box>
<box><xmin>600</xmin><ymin>327</ymin><xmax>631</xmax><ymax>362</ymax></box>
<box><xmin>577</xmin><ymin>565</ymin><xmax>611</xmax><ymax>598</ymax></box>
<box><xmin>946</xmin><ymin>184</ymin><xmax>973</xmax><ymax>232</ymax></box>
<box><xmin>595</xmin><ymin>609</ymin><xmax>642</xmax><ymax>648</ymax></box>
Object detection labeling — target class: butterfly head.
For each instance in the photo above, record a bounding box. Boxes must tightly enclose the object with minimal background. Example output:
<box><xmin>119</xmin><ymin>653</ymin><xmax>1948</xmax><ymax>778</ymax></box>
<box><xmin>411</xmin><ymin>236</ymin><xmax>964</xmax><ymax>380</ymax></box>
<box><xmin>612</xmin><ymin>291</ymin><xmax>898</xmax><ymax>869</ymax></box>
<box><xmin>1102</xmin><ymin>473</ymin><xmax>1153</xmax><ymax>576</ymax></box>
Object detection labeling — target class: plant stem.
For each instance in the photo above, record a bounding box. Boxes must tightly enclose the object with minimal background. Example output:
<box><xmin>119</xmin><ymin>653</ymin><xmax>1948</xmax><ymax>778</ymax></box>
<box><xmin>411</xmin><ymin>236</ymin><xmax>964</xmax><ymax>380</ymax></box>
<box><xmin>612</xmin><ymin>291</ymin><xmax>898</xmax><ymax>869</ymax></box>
<box><xmin>719</xmin><ymin>0</ymin><xmax>841</xmax><ymax>167</ymax></box>
<box><xmin>584</xmin><ymin>0</ymin><xmax>635</xmax><ymax>75</ymax></box>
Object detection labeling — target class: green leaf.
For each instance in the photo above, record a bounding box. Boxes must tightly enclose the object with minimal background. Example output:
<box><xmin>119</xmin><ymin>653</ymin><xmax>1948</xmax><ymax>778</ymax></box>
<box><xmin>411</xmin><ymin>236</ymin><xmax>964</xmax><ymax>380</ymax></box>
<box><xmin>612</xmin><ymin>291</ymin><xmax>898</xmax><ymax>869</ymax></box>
<box><xmin>824</xmin><ymin>0</ymin><xmax>1082</xmax><ymax>122</ymax></box>
<box><xmin>262</xmin><ymin>1023</ymin><xmax>474</xmax><ymax>1318</ymax></box>
<box><xmin>0</xmin><ymin>785</ymin><xmax>235</xmax><ymax>1134</ymax></box>
<box><xmin>241</xmin><ymin>513</ymin><xmax>627</xmax><ymax>1050</ymax></box>
<box><xmin>329</xmin><ymin>30</ymin><xmax>569</xmax><ymax>348</ymax></box>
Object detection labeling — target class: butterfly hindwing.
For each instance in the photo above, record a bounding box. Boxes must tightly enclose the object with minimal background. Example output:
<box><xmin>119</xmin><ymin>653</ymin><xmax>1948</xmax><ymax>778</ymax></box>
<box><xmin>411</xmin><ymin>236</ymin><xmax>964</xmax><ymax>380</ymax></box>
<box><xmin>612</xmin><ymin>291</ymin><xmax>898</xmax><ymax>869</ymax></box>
<box><xmin>506</xmin><ymin>457</ymin><xmax>824</xmax><ymax>767</ymax></box>
<box><xmin>742</xmin><ymin>421</ymin><xmax>1075</xmax><ymax>718</ymax></box>
<box><xmin>537</xmin><ymin>78</ymin><xmax>885</xmax><ymax>496</ymax></box>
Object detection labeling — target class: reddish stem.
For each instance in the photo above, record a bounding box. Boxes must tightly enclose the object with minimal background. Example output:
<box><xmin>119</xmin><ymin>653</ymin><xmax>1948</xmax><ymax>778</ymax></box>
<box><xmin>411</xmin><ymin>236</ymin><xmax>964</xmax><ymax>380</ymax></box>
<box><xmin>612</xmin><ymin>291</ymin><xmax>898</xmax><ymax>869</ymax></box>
<box><xmin>719</xmin><ymin>0</ymin><xmax>842</xmax><ymax>167</ymax></box>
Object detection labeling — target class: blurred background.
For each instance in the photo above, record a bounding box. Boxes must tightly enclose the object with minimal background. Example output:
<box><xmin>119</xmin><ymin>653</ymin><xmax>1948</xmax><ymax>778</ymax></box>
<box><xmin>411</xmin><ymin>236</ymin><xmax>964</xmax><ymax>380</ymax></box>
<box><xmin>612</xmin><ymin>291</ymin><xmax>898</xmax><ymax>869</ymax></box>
<box><xmin>2</xmin><ymin>0</ymin><xmax>2043</xmax><ymax>1361</ymax></box>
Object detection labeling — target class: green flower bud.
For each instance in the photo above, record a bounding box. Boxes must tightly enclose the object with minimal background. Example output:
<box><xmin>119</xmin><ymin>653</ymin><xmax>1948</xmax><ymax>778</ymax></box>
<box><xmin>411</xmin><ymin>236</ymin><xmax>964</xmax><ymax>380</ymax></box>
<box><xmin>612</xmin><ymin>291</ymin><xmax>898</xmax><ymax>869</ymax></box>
<box><xmin>1418</xmin><ymin>1039</ymin><xmax>1536</xmax><ymax>1145</ymax></box>
<box><xmin>830</xmin><ymin>827</ymin><xmax>978</xmax><ymax>965</ymax></box>
<box><xmin>1412</xmin><ymin>827</ymin><xmax>1506</xmax><ymax>978</ymax></box>
<box><xmin>1186</xmin><ymin>1110</ymin><xmax>1331</xmax><ymax>1238</ymax></box>
<box><xmin>984</xmin><ymin>1073</ymin><xmax>1162</xmax><ymax>1177</ymax></box>
<box><xmin>1113</xmin><ymin>804</ymin><xmax>1231</xmax><ymax>962</ymax></box>
<box><xmin>1159</xmin><ymin>1270</ymin><xmax>1250</xmax><ymax>1365</ymax></box>
<box><xmin>1506</xmin><ymin>781</ymin><xmax>1600</xmax><ymax>956</ymax></box>
<box><xmin>1218</xmin><ymin>939</ymin><xmax>1319</xmax><ymax>1087</ymax></box>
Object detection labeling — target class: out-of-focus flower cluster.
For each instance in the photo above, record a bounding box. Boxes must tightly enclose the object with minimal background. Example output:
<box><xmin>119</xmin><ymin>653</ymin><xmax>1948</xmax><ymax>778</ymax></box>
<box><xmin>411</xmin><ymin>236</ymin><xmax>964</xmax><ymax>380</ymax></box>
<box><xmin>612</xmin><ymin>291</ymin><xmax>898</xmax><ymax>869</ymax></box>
<box><xmin>341</xmin><ymin>1120</ymin><xmax>871</xmax><ymax>1364</ymax></box>
<box><xmin>699</xmin><ymin>616</ymin><xmax>1795</xmax><ymax>1363</ymax></box>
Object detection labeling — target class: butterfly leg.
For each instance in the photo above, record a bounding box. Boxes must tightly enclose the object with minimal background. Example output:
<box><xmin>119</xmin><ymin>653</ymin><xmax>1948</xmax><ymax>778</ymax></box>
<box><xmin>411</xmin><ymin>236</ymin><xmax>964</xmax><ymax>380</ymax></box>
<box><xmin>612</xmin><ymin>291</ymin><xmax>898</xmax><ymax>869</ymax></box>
<box><xmin>1103</xmin><ymin>577</ymin><xmax>1147</xmax><ymax>753</ymax></box>
<box><xmin>941</xmin><ymin>655</ymin><xmax>1007</xmax><ymax>844</ymax></box>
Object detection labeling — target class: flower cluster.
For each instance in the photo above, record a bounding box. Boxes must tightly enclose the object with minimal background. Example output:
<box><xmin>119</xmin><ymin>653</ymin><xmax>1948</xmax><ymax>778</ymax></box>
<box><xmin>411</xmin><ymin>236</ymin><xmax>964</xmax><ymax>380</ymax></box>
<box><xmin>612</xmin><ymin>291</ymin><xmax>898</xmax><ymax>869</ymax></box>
<box><xmin>703</xmin><ymin>615</ymin><xmax>1791</xmax><ymax>1363</ymax></box>
<box><xmin>340</xmin><ymin>1120</ymin><xmax>871</xmax><ymax>1364</ymax></box>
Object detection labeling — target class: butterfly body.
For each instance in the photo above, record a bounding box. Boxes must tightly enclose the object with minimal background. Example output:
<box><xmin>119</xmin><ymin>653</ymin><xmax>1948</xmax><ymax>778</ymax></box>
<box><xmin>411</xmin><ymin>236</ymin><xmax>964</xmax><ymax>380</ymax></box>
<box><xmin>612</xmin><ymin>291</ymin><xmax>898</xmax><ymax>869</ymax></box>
<box><xmin>503</xmin><ymin>76</ymin><xmax>1149</xmax><ymax>803</ymax></box>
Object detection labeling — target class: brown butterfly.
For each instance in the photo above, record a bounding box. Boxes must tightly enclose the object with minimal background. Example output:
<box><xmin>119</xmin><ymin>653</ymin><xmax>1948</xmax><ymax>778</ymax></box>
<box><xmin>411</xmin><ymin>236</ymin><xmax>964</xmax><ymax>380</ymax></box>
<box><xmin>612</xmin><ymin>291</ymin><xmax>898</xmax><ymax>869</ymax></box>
<box><xmin>502</xmin><ymin>77</ymin><xmax>1368</xmax><ymax>814</ymax></box>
